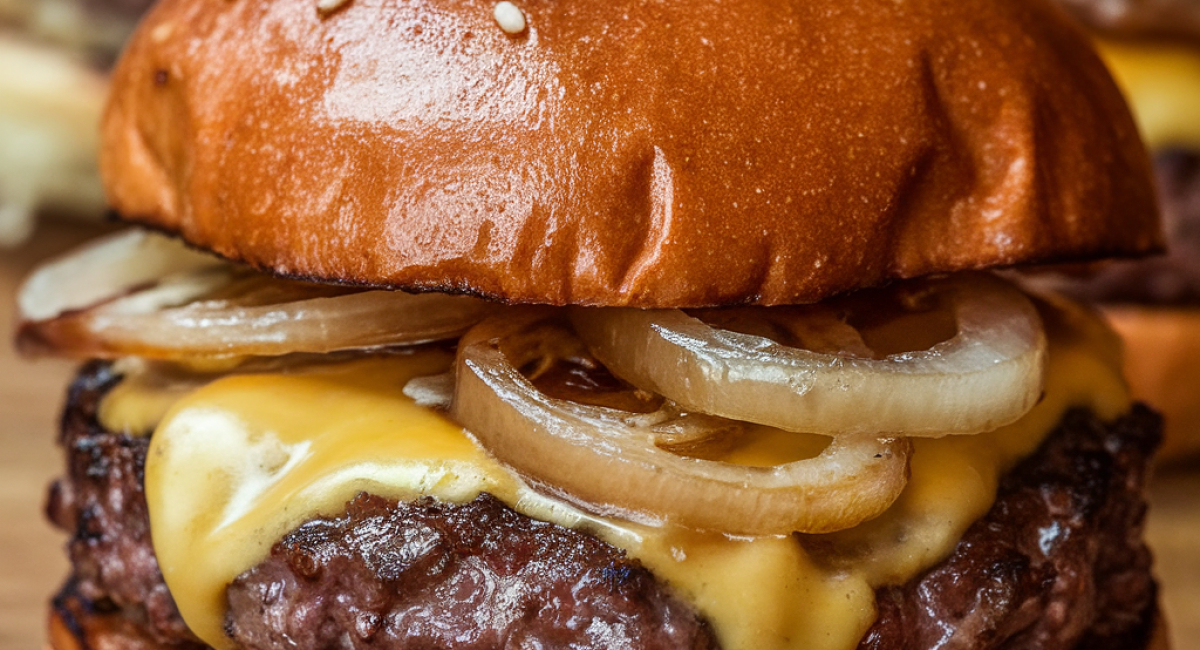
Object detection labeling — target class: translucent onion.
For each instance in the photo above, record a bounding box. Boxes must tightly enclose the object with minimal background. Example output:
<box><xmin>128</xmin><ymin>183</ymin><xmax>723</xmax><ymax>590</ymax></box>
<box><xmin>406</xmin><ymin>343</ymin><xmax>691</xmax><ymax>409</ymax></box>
<box><xmin>17</xmin><ymin>229</ymin><xmax>497</xmax><ymax>359</ymax></box>
<box><xmin>571</xmin><ymin>273</ymin><xmax>1047</xmax><ymax>437</ymax></box>
<box><xmin>18</xmin><ymin>229</ymin><xmax>223</xmax><ymax>322</ymax></box>
<box><xmin>452</xmin><ymin>311</ymin><xmax>911</xmax><ymax>535</ymax></box>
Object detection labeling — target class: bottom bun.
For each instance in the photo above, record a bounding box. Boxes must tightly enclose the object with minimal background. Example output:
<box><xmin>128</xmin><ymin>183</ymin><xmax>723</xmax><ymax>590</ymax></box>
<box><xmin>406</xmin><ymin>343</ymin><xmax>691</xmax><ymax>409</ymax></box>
<box><xmin>1105</xmin><ymin>306</ymin><xmax>1200</xmax><ymax>463</ymax></box>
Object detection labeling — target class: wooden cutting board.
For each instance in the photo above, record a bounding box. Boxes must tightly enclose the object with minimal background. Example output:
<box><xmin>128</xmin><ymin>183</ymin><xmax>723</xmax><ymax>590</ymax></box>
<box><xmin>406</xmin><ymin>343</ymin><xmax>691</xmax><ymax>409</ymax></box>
<box><xmin>1</xmin><ymin>222</ymin><xmax>1197</xmax><ymax>650</ymax></box>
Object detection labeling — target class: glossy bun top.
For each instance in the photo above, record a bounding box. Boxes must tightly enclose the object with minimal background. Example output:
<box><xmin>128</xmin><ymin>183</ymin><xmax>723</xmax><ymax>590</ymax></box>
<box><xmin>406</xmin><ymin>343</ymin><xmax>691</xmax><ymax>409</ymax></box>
<box><xmin>101</xmin><ymin>0</ymin><xmax>1162</xmax><ymax>306</ymax></box>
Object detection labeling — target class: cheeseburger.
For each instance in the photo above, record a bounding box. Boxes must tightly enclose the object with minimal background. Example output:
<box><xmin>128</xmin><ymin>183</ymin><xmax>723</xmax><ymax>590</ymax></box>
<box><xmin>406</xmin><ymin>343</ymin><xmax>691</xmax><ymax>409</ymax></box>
<box><xmin>15</xmin><ymin>0</ymin><xmax>1168</xmax><ymax>649</ymax></box>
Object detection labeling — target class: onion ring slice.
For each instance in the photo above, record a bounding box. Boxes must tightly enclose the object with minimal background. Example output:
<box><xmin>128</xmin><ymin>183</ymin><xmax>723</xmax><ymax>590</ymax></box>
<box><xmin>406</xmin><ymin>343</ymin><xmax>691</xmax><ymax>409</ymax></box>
<box><xmin>18</xmin><ymin>229</ymin><xmax>223</xmax><ymax>322</ymax></box>
<box><xmin>18</xmin><ymin>229</ymin><xmax>498</xmax><ymax>359</ymax></box>
<box><xmin>571</xmin><ymin>273</ymin><xmax>1047</xmax><ymax>437</ymax></box>
<box><xmin>452</xmin><ymin>311</ymin><xmax>911</xmax><ymax>535</ymax></box>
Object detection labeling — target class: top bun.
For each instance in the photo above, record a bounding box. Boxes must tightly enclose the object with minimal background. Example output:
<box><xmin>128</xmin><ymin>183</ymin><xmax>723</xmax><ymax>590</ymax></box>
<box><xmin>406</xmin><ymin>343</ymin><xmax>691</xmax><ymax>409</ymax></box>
<box><xmin>101</xmin><ymin>0</ymin><xmax>1162</xmax><ymax>307</ymax></box>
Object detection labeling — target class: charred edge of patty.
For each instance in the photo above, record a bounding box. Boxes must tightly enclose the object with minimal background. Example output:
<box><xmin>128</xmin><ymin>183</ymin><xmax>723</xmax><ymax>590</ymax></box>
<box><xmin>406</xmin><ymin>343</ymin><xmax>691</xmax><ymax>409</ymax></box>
<box><xmin>46</xmin><ymin>360</ymin><xmax>206</xmax><ymax>649</ymax></box>
<box><xmin>48</xmin><ymin>361</ymin><xmax>1162</xmax><ymax>650</ymax></box>
<box><xmin>856</xmin><ymin>403</ymin><xmax>1162</xmax><ymax>650</ymax></box>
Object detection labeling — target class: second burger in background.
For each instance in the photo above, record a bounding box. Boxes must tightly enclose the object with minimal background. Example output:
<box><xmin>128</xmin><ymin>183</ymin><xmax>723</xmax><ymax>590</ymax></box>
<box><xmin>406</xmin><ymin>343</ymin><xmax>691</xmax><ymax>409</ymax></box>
<box><xmin>1048</xmin><ymin>0</ymin><xmax>1200</xmax><ymax>462</ymax></box>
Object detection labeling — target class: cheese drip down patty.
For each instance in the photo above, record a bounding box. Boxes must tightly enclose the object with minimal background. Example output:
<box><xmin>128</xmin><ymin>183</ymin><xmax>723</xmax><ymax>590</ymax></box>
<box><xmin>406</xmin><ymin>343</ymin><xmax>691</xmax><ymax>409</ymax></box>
<box><xmin>88</xmin><ymin>294</ymin><xmax>1133</xmax><ymax>650</ymax></box>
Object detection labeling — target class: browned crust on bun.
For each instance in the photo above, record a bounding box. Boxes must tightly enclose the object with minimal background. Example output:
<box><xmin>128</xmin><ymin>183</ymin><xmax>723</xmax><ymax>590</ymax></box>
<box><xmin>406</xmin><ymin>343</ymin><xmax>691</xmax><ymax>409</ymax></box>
<box><xmin>100</xmin><ymin>0</ymin><xmax>1162</xmax><ymax>307</ymax></box>
<box><xmin>1105</xmin><ymin>305</ymin><xmax>1200</xmax><ymax>463</ymax></box>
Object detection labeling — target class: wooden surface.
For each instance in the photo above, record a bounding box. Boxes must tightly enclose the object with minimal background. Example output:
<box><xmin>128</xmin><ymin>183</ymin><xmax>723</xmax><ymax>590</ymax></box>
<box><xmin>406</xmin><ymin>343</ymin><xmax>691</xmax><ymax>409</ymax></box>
<box><xmin>1</xmin><ymin>221</ymin><xmax>1198</xmax><ymax>650</ymax></box>
<box><xmin>1</xmin><ymin>220</ymin><xmax>109</xmax><ymax>650</ymax></box>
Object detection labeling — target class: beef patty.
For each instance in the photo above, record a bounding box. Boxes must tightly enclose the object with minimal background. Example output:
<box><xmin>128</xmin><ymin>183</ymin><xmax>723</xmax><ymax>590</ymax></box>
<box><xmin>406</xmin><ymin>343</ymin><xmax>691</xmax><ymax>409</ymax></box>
<box><xmin>47</xmin><ymin>362</ymin><xmax>1161</xmax><ymax>650</ymax></box>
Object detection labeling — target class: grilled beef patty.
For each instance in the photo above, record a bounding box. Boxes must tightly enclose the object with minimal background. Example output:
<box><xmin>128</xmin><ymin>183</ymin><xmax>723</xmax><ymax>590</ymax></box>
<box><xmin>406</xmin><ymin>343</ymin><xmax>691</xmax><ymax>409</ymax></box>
<box><xmin>46</xmin><ymin>362</ymin><xmax>203</xmax><ymax>649</ymax></box>
<box><xmin>48</xmin><ymin>362</ymin><xmax>1160</xmax><ymax>650</ymax></box>
<box><xmin>226</xmin><ymin>493</ymin><xmax>717</xmax><ymax>650</ymax></box>
<box><xmin>858</xmin><ymin>406</ymin><xmax>1161</xmax><ymax>650</ymax></box>
<box><xmin>46</xmin><ymin>363</ymin><xmax>716</xmax><ymax>650</ymax></box>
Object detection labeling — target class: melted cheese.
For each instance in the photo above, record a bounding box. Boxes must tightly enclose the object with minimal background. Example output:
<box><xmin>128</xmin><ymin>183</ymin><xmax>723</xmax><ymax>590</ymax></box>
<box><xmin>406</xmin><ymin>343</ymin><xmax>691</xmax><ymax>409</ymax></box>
<box><xmin>99</xmin><ymin>360</ymin><xmax>217</xmax><ymax>436</ymax></box>
<box><xmin>117</xmin><ymin>298</ymin><xmax>1128</xmax><ymax>650</ymax></box>
<box><xmin>1096</xmin><ymin>38</ymin><xmax>1200</xmax><ymax>150</ymax></box>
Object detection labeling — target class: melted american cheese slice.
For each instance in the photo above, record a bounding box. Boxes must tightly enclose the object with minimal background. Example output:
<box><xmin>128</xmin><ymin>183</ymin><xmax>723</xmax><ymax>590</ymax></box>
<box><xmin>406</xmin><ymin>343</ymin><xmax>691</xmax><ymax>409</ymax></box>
<box><xmin>114</xmin><ymin>298</ymin><xmax>1128</xmax><ymax>650</ymax></box>
<box><xmin>1097</xmin><ymin>38</ymin><xmax>1200</xmax><ymax>150</ymax></box>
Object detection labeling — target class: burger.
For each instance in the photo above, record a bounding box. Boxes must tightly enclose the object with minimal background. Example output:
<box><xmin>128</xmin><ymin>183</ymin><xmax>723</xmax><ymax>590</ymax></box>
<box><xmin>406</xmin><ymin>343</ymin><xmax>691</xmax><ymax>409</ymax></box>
<box><xmin>1043</xmin><ymin>0</ymin><xmax>1200</xmax><ymax>462</ymax></box>
<box><xmin>14</xmin><ymin>0</ymin><xmax>1168</xmax><ymax>649</ymax></box>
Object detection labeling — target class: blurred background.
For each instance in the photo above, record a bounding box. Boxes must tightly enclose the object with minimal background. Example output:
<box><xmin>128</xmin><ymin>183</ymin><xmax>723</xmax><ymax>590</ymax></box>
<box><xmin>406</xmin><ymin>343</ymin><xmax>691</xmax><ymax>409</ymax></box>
<box><xmin>0</xmin><ymin>0</ymin><xmax>151</xmax><ymax>245</ymax></box>
<box><xmin>0</xmin><ymin>0</ymin><xmax>1198</xmax><ymax>649</ymax></box>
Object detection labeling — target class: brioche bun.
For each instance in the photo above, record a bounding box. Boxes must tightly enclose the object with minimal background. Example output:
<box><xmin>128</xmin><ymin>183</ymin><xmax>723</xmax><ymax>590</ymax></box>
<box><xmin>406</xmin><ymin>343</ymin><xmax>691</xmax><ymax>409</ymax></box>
<box><xmin>100</xmin><ymin>0</ymin><xmax>1160</xmax><ymax>307</ymax></box>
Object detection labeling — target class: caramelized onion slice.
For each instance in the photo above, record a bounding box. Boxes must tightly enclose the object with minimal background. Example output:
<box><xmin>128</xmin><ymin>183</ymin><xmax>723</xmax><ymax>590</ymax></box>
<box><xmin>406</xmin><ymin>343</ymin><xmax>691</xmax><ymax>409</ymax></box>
<box><xmin>18</xmin><ymin>229</ymin><xmax>497</xmax><ymax>359</ymax></box>
<box><xmin>452</xmin><ymin>311</ymin><xmax>910</xmax><ymax>535</ymax></box>
<box><xmin>572</xmin><ymin>273</ymin><xmax>1047</xmax><ymax>437</ymax></box>
<box><xmin>18</xmin><ymin>229</ymin><xmax>223</xmax><ymax>322</ymax></box>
